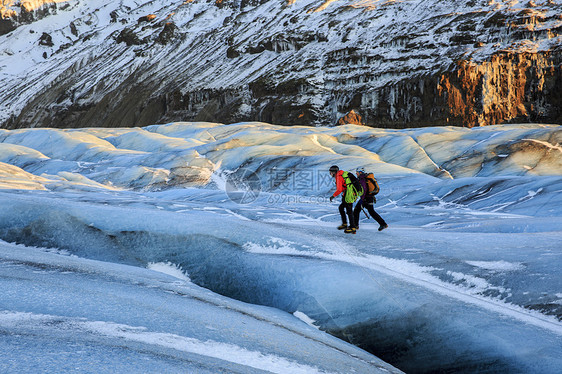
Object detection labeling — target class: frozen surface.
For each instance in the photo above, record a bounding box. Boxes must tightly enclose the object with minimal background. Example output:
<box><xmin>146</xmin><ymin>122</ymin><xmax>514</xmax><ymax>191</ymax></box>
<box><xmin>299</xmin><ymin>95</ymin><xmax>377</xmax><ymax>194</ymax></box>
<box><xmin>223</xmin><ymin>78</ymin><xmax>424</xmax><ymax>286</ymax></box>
<box><xmin>0</xmin><ymin>240</ymin><xmax>394</xmax><ymax>373</ymax></box>
<box><xmin>0</xmin><ymin>122</ymin><xmax>561</xmax><ymax>373</ymax></box>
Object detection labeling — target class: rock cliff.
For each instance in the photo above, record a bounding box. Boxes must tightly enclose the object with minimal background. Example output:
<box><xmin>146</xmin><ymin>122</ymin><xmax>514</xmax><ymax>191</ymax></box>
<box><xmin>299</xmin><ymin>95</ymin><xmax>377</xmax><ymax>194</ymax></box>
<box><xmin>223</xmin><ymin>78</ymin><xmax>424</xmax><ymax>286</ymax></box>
<box><xmin>1</xmin><ymin>0</ymin><xmax>560</xmax><ymax>128</ymax></box>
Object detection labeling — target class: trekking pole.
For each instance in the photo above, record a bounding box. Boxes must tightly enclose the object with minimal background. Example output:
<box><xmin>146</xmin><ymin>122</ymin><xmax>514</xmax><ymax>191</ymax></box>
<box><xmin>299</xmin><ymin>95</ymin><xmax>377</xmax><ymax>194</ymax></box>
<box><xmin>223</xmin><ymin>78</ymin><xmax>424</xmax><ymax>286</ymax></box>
<box><xmin>361</xmin><ymin>206</ymin><xmax>370</xmax><ymax>219</ymax></box>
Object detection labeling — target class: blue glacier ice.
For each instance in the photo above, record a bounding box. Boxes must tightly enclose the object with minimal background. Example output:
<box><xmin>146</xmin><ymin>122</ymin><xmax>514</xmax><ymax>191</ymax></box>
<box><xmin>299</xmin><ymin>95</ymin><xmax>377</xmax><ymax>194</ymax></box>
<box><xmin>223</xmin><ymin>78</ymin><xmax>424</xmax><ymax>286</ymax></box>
<box><xmin>0</xmin><ymin>122</ymin><xmax>561</xmax><ymax>373</ymax></box>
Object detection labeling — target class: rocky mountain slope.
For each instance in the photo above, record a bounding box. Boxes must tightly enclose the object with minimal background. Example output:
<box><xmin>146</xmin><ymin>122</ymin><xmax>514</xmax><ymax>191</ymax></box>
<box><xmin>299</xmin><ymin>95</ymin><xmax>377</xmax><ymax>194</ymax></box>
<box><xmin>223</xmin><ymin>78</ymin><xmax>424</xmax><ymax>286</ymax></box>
<box><xmin>1</xmin><ymin>0</ymin><xmax>561</xmax><ymax>129</ymax></box>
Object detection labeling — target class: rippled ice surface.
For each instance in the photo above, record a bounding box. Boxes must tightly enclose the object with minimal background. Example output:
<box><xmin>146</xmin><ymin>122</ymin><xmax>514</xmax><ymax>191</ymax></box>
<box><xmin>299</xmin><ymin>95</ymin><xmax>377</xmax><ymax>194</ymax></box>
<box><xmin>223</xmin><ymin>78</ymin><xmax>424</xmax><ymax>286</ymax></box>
<box><xmin>0</xmin><ymin>122</ymin><xmax>561</xmax><ymax>373</ymax></box>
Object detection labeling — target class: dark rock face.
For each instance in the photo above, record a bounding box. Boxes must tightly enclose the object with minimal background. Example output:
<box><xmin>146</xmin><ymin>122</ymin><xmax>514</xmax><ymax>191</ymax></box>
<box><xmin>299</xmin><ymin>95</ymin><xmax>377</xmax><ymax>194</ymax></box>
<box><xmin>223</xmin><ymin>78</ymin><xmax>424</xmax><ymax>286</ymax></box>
<box><xmin>1</xmin><ymin>0</ymin><xmax>561</xmax><ymax>129</ymax></box>
<box><xmin>155</xmin><ymin>22</ymin><xmax>178</xmax><ymax>45</ymax></box>
<box><xmin>38</xmin><ymin>32</ymin><xmax>53</xmax><ymax>46</ymax></box>
<box><xmin>116</xmin><ymin>28</ymin><xmax>144</xmax><ymax>46</ymax></box>
<box><xmin>0</xmin><ymin>17</ymin><xmax>16</xmax><ymax>35</ymax></box>
<box><xmin>0</xmin><ymin>1</ymin><xmax>57</xmax><ymax>36</ymax></box>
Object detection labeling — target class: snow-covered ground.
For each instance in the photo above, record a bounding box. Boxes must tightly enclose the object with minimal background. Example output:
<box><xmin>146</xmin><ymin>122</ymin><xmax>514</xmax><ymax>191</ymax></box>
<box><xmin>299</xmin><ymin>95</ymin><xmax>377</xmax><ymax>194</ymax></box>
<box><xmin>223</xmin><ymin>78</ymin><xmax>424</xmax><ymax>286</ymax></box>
<box><xmin>0</xmin><ymin>122</ymin><xmax>561</xmax><ymax>373</ymax></box>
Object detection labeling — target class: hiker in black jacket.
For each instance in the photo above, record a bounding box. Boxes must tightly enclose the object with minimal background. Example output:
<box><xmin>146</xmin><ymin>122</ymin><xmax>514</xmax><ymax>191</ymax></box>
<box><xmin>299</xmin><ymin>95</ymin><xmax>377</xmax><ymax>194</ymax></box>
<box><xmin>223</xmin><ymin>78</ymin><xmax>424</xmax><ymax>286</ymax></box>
<box><xmin>353</xmin><ymin>167</ymin><xmax>388</xmax><ymax>231</ymax></box>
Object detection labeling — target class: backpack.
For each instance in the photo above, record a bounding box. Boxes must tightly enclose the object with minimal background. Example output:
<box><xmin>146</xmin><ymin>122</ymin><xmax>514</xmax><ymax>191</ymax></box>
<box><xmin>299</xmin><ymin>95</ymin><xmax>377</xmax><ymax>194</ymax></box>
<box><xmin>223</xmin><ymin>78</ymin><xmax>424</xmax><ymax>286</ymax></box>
<box><xmin>365</xmin><ymin>173</ymin><xmax>380</xmax><ymax>195</ymax></box>
<box><xmin>342</xmin><ymin>171</ymin><xmax>363</xmax><ymax>203</ymax></box>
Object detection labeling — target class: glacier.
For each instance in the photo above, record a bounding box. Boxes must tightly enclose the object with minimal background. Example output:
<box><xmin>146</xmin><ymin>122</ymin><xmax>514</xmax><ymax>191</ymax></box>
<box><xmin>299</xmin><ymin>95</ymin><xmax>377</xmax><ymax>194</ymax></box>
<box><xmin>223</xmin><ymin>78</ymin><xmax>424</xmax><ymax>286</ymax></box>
<box><xmin>0</xmin><ymin>122</ymin><xmax>561</xmax><ymax>373</ymax></box>
<box><xmin>0</xmin><ymin>240</ymin><xmax>395</xmax><ymax>373</ymax></box>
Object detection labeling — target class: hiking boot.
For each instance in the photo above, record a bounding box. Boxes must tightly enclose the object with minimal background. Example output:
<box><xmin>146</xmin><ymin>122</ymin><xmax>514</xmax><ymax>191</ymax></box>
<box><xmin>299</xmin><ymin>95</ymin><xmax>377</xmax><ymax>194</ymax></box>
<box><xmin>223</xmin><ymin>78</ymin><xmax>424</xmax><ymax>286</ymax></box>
<box><xmin>337</xmin><ymin>224</ymin><xmax>348</xmax><ymax>230</ymax></box>
<box><xmin>378</xmin><ymin>223</ymin><xmax>388</xmax><ymax>231</ymax></box>
<box><xmin>344</xmin><ymin>227</ymin><xmax>356</xmax><ymax>234</ymax></box>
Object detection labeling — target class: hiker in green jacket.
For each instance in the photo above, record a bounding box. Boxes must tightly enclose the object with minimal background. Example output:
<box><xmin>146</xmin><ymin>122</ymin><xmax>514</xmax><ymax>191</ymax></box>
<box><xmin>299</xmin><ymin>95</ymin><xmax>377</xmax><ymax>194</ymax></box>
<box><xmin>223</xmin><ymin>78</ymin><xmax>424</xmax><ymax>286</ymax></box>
<box><xmin>329</xmin><ymin>165</ymin><xmax>359</xmax><ymax>234</ymax></box>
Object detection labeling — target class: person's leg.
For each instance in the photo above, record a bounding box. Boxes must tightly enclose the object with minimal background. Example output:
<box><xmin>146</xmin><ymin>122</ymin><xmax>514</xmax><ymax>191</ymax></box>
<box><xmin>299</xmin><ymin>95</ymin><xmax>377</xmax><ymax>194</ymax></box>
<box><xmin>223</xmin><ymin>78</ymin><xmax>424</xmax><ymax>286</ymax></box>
<box><xmin>353</xmin><ymin>200</ymin><xmax>363</xmax><ymax>229</ymax></box>
<box><xmin>338</xmin><ymin>201</ymin><xmax>348</xmax><ymax>228</ymax></box>
<box><xmin>368</xmin><ymin>206</ymin><xmax>386</xmax><ymax>226</ymax></box>
<box><xmin>345</xmin><ymin>202</ymin><xmax>355</xmax><ymax>229</ymax></box>
<box><xmin>365</xmin><ymin>195</ymin><xmax>387</xmax><ymax>228</ymax></box>
<box><xmin>344</xmin><ymin>202</ymin><xmax>356</xmax><ymax>233</ymax></box>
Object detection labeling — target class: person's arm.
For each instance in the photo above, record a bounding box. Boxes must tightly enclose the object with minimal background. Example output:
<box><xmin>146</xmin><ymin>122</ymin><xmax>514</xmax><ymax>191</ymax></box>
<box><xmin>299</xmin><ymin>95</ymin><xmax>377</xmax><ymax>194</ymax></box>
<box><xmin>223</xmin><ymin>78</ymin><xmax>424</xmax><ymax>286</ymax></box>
<box><xmin>332</xmin><ymin>173</ymin><xmax>345</xmax><ymax>197</ymax></box>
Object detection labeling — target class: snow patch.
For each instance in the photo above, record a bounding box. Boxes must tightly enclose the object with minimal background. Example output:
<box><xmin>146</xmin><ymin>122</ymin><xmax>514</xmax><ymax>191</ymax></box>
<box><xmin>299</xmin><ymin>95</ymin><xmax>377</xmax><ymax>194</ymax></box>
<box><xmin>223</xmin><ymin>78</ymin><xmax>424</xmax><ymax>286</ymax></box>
<box><xmin>147</xmin><ymin>262</ymin><xmax>191</xmax><ymax>282</ymax></box>
<box><xmin>293</xmin><ymin>311</ymin><xmax>320</xmax><ymax>329</ymax></box>
<box><xmin>0</xmin><ymin>311</ymin><xmax>330</xmax><ymax>374</ymax></box>
<box><xmin>467</xmin><ymin>261</ymin><xmax>525</xmax><ymax>272</ymax></box>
